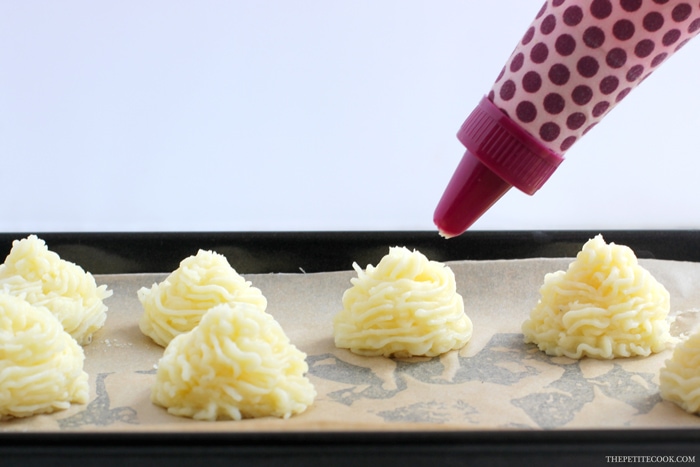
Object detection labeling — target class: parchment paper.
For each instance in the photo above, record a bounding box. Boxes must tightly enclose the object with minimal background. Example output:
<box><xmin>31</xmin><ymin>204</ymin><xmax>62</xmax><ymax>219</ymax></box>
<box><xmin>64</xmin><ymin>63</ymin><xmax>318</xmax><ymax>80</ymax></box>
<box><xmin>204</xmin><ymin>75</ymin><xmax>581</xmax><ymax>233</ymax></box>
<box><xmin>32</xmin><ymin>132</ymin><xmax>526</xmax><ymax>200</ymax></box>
<box><xmin>3</xmin><ymin>257</ymin><xmax>700</xmax><ymax>432</ymax></box>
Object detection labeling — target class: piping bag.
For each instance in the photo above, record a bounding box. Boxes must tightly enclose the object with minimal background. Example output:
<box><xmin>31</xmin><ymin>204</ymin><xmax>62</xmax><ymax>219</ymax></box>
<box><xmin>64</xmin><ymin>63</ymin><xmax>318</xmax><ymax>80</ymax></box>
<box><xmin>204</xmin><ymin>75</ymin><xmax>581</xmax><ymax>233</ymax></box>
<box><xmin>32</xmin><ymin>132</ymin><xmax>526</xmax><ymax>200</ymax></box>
<box><xmin>434</xmin><ymin>0</ymin><xmax>700</xmax><ymax>238</ymax></box>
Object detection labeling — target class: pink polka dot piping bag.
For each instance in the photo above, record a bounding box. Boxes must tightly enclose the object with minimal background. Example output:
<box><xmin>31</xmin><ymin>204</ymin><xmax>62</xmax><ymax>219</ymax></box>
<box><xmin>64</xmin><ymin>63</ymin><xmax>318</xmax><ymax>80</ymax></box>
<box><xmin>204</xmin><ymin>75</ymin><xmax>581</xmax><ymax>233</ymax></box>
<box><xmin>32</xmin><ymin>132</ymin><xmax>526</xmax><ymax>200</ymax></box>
<box><xmin>434</xmin><ymin>0</ymin><xmax>700</xmax><ymax>237</ymax></box>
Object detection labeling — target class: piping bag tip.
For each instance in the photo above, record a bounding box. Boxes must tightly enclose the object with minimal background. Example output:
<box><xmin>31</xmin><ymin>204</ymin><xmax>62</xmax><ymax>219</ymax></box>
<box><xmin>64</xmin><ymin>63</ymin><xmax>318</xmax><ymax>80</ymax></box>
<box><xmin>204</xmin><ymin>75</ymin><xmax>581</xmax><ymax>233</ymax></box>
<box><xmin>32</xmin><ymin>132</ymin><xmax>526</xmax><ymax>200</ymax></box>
<box><xmin>433</xmin><ymin>149</ymin><xmax>512</xmax><ymax>238</ymax></box>
<box><xmin>433</xmin><ymin>96</ymin><xmax>564</xmax><ymax>238</ymax></box>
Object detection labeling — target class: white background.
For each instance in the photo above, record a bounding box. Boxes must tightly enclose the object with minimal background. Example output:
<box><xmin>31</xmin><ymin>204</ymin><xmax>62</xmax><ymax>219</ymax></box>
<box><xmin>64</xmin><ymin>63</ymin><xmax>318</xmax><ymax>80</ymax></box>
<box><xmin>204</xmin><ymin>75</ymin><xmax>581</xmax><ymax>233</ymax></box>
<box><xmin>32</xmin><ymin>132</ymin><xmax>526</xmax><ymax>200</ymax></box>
<box><xmin>2</xmin><ymin>1</ymin><xmax>699</xmax><ymax>233</ymax></box>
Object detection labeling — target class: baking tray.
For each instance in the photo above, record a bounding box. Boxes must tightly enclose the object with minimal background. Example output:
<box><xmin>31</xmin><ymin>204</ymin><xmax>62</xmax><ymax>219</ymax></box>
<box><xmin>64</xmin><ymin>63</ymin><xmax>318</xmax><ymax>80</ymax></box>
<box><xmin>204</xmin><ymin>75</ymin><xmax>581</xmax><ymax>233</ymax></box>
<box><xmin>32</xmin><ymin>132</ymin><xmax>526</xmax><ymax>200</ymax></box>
<box><xmin>2</xmin><ymin>230</ymin><xmax>700</xmax><ymax>467</ymax></box>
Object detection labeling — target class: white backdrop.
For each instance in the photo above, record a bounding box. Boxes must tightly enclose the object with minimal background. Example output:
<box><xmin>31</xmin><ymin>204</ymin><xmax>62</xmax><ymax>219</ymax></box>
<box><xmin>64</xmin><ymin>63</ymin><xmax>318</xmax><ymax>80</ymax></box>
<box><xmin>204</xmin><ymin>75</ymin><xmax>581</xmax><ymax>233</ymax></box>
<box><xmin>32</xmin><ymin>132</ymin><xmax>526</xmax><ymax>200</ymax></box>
<box><xmin>2</xmin><ymin>1</ymin><xmax>699</xmax><ymax>232</ymax></box>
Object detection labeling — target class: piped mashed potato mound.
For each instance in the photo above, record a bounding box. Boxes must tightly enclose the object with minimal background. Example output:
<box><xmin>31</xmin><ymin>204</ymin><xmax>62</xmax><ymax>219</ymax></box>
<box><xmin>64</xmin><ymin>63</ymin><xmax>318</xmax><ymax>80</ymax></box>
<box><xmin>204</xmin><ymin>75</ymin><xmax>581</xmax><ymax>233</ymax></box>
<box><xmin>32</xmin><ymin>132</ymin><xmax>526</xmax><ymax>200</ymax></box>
<box><xmin>522</xmin><ymin>235</ymin><xmax>672</xmax><ymax>359</ymax></box>
<box><xmin>333</xmin><ymin>246</ymin><xmax>472</xmax><ymax>358</ymax></box>
<box><xmin>138</xmin><ymin>249</ymin><xmax>266</xmax><ymax>347</ymax></box>
<box><xmin>0</xmin><ymin>293</ymin><xmax>88</xmax><ymax>419</ymax></box>
<box><xmin>151</xmin><ymin>302</ymin><xmax>316</xmax><ymax>421</ymax></box>
<box><xmin>659</xmin><ymin>329</ymin><xmax>700</xmax><ymax>414</ymax></box>
<box><xmin>0</xmin><ymin>235</ymin><xmax>112</xmax><ymax>345</ymax></box>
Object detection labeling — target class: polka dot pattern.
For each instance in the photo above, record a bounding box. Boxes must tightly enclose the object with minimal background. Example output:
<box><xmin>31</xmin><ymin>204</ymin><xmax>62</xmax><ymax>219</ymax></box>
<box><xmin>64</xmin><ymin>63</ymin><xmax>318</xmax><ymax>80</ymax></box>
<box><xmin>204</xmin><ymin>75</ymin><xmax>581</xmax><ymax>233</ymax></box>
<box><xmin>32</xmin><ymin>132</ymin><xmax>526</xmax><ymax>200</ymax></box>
<box><xmin>489</xmin><ymin>0</ymin><xmax>700</xmax><ymax>153</ymax></box>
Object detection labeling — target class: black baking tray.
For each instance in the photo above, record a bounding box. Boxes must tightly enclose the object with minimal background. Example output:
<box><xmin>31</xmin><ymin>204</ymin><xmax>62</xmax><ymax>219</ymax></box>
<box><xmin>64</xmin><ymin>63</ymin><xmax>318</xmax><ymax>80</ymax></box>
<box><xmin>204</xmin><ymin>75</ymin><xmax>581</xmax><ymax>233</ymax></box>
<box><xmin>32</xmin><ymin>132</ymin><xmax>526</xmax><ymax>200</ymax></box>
<box><xmin>2</xmin><ymin>230</ymin><xmax>700</xmax><ymax>467</ymax></box>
